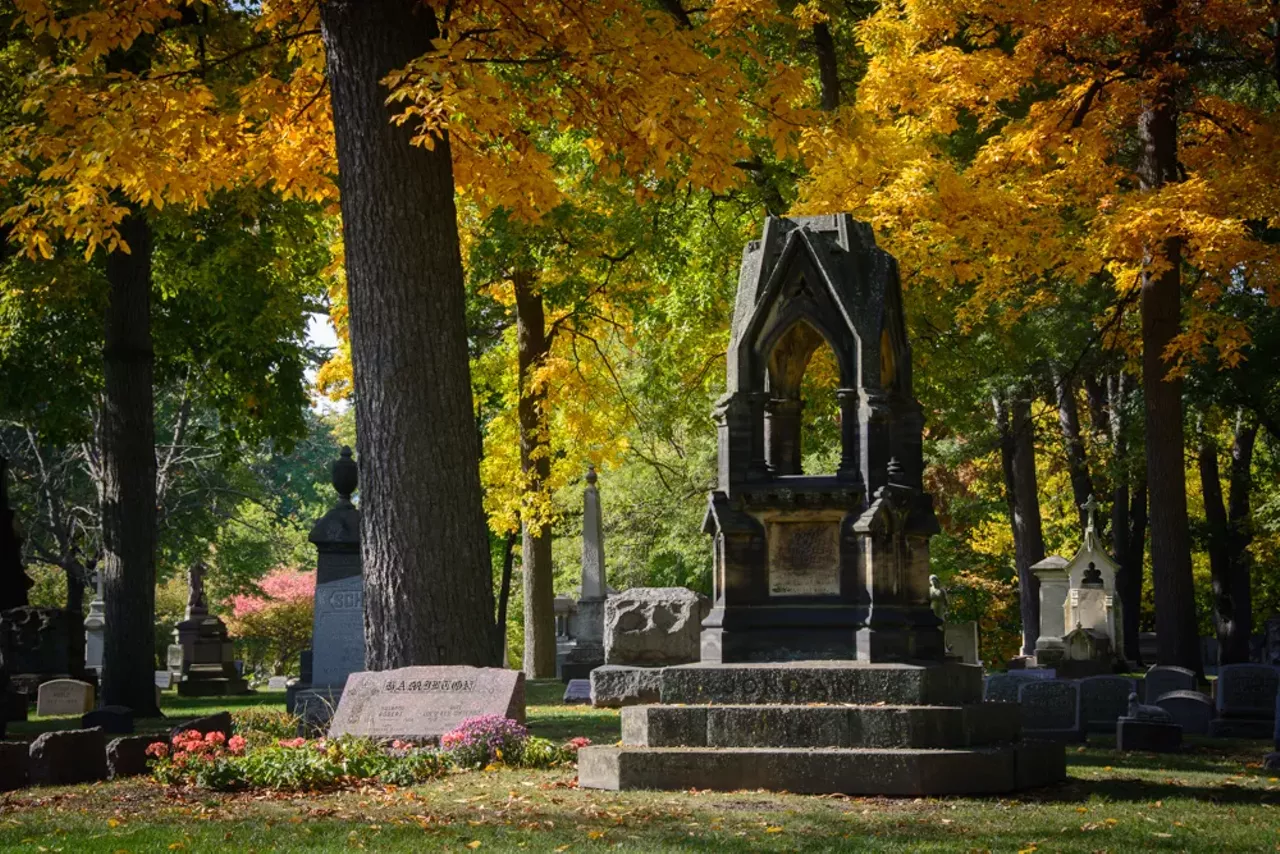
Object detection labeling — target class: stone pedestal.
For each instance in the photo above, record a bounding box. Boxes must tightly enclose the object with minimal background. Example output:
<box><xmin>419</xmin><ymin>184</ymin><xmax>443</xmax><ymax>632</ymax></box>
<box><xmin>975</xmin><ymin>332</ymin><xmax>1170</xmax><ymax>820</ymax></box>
<box><xmin>174</xmin><ymin>612</ymin><xmax>248</xmax><ymax>697</ymax></box>
<box><xmin>579</xmin><ymin>661</ymin><xmax>1066</xmax><ymax>795</ymax></box>
<box><xmin>83</xmin><ymin>598</ymin><xmax>105</xmax><ymax>674</ymax></box>
<box><xmin>1116</xmin><ymin>718</ymin><xmax>1182</xmax><ymax>752</ymax></box>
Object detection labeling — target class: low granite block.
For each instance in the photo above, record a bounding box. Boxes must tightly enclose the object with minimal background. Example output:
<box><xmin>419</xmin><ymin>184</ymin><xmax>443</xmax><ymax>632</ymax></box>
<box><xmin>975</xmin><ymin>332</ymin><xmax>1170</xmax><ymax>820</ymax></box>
<box><xmin>82</xmin><ymin>705</ymin><xmax>134</xmax><ymax>735</ymax></box>
<box><xmin>106</xmin><ymin>735</ymin><xmax>166</xmax><ymax>779</ymax></box>
<box><xmin>170</xmin><ymin>711</ymin><xmax>234</xmax><ymax>740</ymax></box>
<box><xmin>591</xmin><ymin>665</ymin><xmax>664</xmax><ymax>708</ymax></box>
<box><xmin>578</xmin><ymin>743</ymin><xmax>1064</xmax><ymax>796</ymax></box>
<box><xmin>28</xmin><ymin>727</ymin><xmax>107</xmax><ymax>786</ymax></box>
<box><xmin>661</xmin><ymin>662</ymin><xmax>982</xmax><ymax>706</ymax></box>
<box><xmin>563</xmin><ymin>679</ymin><xmax>591</xmax><ymax>704</ymax></box>
<box><xmin>623</xmin><ymin>705</ymin><xmax>709</xmax><ymax>747</ymax></box>
<box><xmin>1117</xmin><ymin>719</ymin><xmax>1182</xmax><ymax>752</ymax></box>
<box><xmin>0</xmin><ymin>742</ymin><xmax>29</xmax><ymax>791</ymax></box>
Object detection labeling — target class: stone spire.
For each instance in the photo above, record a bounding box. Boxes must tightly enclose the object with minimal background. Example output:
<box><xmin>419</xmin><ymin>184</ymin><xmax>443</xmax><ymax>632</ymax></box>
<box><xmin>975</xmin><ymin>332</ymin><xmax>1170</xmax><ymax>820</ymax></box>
<box><xmin>581</xmin><ymin>465</ymin><xmax>605</xmax><ymax>601</ymax></box>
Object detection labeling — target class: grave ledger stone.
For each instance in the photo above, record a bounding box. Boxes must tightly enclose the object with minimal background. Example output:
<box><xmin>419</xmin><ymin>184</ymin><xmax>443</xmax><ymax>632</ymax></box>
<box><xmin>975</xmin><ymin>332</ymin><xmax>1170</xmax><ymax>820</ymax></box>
<box><xmin>1209</xmin><ymin>663</ymin><xmax>1279</xmax><ymax>738</ymax></box>
<box><xmin>578</xmin><ymin>214</ymin><xmax>1065</xmax><ymax>796</ymax></box>
<box><xmin>328</xmin><ymin>666</ymin><xmax>525</xmax><ymax>741</ymax></box>
<box><xmin>292</xmin><ymin>448</ymin><xmax>363</xmax><ymax>723</ymax></box>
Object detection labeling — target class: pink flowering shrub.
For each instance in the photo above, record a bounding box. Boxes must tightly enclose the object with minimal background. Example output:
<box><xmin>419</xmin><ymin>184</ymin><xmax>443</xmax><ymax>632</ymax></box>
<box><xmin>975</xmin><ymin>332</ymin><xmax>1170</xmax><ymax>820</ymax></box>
<box><xmin>224</xmin><ymin>568</ymin><xmax>315</xmax><ymax>677</ymax></box>
<box><xmin>440</xmin><ymin>715</ymin><xmax>529</xmax><ymax>767</ymax></box>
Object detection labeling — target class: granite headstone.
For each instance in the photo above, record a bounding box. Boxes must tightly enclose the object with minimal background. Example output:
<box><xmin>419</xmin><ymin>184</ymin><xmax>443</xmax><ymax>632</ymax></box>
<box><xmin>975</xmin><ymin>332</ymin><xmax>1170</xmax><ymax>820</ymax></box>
<box><xmin>28</xmin><ymin>727</ymin><xmax>107</xmax><ymax>785</ymax></box>
<box><xmin>1144</xmin><ymin>665</ymin><xmax>1196</xmax><ymax>703</ymax></box>
<box><xmin>1155</xmin><ymin>690</ymin><xmax>1213</xmax><ymax>735</ymax></box>
<box><xmin>982</xmin><ymin>670</ymin><xmax>1055</xmax><ymax>704</ymax></box>
<box><xmin>1077</xmin><ymin>675</ymin><xmax>1137</xmax><ymax>733</ymax></box>
<box><xmin>563</xmin><ymin>679</ymin><xmax>591</xmax><ymax>704</ymax></box>
<box><xmin>1017</xmin><ymin>679</ymin><xmax>1082</xmax><ymax>741</ymax></box>
<box><xmin>328</xmin><ymin>667</ymin><xmax>525</xmax><ymax>740</ymax></box>
<box><xmin>308</xmin><ymin>448</ymin><xmax>364</xmax><ymax>693</ymax></box>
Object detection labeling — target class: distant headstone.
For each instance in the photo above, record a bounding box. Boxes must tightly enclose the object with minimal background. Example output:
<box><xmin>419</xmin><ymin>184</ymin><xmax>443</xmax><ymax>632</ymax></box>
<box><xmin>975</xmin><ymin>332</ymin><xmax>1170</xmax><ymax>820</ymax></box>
<box><xmin>36</xmin><ymin>678</ymin><xmax>94</xmax><ymax>716</ymax></box>
<box><xmin>1077</xmin><ymin>675</ymin><xmax>1137</xmax><ymax>733</ymax></box>
<box><xmin>28</xmin><ymin>727</ymin><xmax>107</xmax><ymax>786</ymax></box>
<box><xmin>1017</xmin><ymin>680</ymin><xmax>1082</xmax><ymax>741</ymax></box>
<box><xmin>563</xmin><ymin>679</ymin><xmax>591</xmax><ymax>704</ymax></box>
<box><xmin>268</xmin><ymin>675</ymin><xmax>289</xmax><ymax>691</ymax></box>
<box><xmin>944</xmin><ymin>621</ymin><xmax>980</xmax><ymax>665</ymax></box>
<box><xmin>166</xmin><ymin>644</ymin><xmax>184</xmax><ymax>673</ymax></box>
<box><xmin>1155</xmin><ymin>690</ymin><xmax>1214</xmax><ymax>735</ymax></box>
<box><xmin>82</xmin><ymin>705</ymin><xmax>134</xmax><ymax>734</ymax></box>
<box><xmin>308</xmin><ymin>447</ymin><xmax>365</xmax><ymax>695</ymax></box>
<box><xmin>1208</xmin><ymin>663</ymin><xmax>1279</xmax><ymax>738</ymax></box>
<box><xmin>982</xmin><ymin>670</ymin><xmax>1055</xmax><ymax>703</ymax></box>
<box><xmin>1200</xmin><ymin>636</ymin><xmax>1220</xmax><ymax>674</ymax></box>
<box><xmin>154</xmin><ymin>670</ymin><xmax>173</xmax><ymax>690</ymax></box>
<box><xmin>328</xmin><ymin>667</ymin><xmax>525</xmax><ymax>740</ymax></box>
<box><xmin>1144</xmin><ymin>666</ymin><xmax>1196</xmax><ymax>702</ymax></box>
<box><xmin>106</xmin><ymin>734</ymin><xmax>167</xmax><ymax>779</ymax></box>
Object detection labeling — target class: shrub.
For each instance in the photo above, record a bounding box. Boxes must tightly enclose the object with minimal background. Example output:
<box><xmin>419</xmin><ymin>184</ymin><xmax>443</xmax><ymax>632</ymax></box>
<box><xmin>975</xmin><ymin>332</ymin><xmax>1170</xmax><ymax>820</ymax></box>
<box><xmin>440</xmin><ymin>715</ymin><xmax>529</xmax><ymax>768</ymax></box>
<box><xmin>231</xmin><ymin>708</ymin><xmax>301</xmax><ymax>747</ymax></box>
<box><xmin>225</xmin><ymin>568</ymin><xmax>315</xmax><ymax>676</ymax></box>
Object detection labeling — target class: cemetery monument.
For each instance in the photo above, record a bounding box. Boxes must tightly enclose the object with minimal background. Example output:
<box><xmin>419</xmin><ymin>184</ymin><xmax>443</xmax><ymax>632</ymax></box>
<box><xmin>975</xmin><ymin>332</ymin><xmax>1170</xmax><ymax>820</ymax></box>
<box><xmin>173</xmin><ymin>562</ymin><xmax>249</xmax><ymax>696</ymax></box>
<box><xmin>557</xmin><ymin>466</ymin><xmax>607</xmax><ymax>680</ymax></box>
<box><xmin>578</xmin><ymin>214</ymin><xmax>1065</xmax><ymax>795</ymax></box>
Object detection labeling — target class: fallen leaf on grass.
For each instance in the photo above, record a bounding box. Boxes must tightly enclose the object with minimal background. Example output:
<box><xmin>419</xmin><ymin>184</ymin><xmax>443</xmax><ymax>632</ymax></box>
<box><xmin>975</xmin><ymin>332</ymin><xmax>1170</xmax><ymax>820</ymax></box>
<box><xmin>764</xmin><ymin>826</ymin><xmax>783</xmax><ymax>833</ymax></box>
<box><xmin>466</xmin><ymin>841</ymin><xmax>482</xmax><ymax>849</ymax></box>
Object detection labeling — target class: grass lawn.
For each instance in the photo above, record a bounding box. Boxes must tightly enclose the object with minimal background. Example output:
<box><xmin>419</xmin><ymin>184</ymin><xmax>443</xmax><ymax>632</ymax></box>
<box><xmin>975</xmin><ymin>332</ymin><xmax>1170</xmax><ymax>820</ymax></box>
<box><xmin>3</xmin><ymin>680</ymin><xmax>1279</xmax><ymax>852</ymax></box>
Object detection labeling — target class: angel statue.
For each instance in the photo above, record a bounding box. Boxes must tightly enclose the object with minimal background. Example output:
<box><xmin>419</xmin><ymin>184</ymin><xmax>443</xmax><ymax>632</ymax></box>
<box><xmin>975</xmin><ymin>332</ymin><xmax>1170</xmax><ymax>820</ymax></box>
<box><xmin>928</xmin><ymin>574</ymin><xmax>949</xmax><ymax>623</ymax></box>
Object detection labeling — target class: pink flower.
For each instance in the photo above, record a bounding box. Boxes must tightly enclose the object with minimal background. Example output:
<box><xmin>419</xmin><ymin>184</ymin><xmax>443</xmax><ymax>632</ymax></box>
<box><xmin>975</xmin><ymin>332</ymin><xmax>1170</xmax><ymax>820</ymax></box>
<box><xmin>277</xmin><ymin>737</ymin><xmax>306</xmax><ymax>749</ymax></box>
<box><xmin>145</xmin><ymin>742</ymin><xmax>169</xmax><ymax>758</ymax></box>
<box><xmin>227</xmin><ymin>735</ymin><xmax>246</xmax><ymax>755</ymax></box>
<box><xmin>566</xmin><ymin>737</ymin><xmax>591</xmax><ymax>751</ymax></box>
<box><xmin>205</xmin><ymin>731</ymin><xmax>227</xmax><ymax>746</ymax></box>
<box><xmin>230</xmin><ymin>568</ymin><xmax>317</xmax><ymax>617</ymax></box>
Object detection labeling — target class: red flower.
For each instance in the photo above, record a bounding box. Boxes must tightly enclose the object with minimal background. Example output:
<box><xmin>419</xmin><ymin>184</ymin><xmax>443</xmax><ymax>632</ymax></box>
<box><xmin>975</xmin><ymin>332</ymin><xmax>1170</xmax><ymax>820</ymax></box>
<box><xmin>227</xmin><ymin>735</ymin><xmax>246</xmax><ymax>755</ymax></box>
<box><xmin>205</xmin><ymin>731</ymin><xmax>227</xmax><ymax>746</ymax></box>
<box><xmin>145</xmin><ymin>742</ymin><xmax>169</xmax><ymax>758</ymax></box>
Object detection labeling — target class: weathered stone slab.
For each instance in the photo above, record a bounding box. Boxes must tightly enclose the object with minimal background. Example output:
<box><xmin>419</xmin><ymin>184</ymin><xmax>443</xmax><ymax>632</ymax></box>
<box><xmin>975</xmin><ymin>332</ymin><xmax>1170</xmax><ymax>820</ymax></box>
<box><xmin>106</xmin><ymin>735</ymin><xmax>166</xmax><ymax>779</ymax></box>
<box><xmin>622</xmin><ymin>703</ymin><xmax>1020</xmax><ymax>750</ymax></box>
<box><xmin>328</xmin><ymin>667</ymin><xmax>525</xmax><ymax>740</ymax></box>
<box><xmin>591</xmin><ymin>665</ymin><xmax>663</xmax><ymax>708</ymax></box>
<box><xmin>563</xmin><ymin>679</ymin><xmax>591</xmax><ymax>704</ymax></box>
<box><xmin>170</xmin><ymin>711</ymin><xmax>234</xmax><ymax>740</ymax></box>
<box><xmin>35</xmin><ymin>678</ymin><xmax>94</xmax><ymax>716</ymax></box>
<box><xmin>1117</xmin><ymin>719</ymin><xmax>1182</xmax><ymax>752</ymax></box>
<box><xmin>983</xmin><ymin>670</ymin><xmax>1055</xmax><ymax>703</ymax></box>
<box><xmin>1215</xmin><ymin>664</ymin><xmax>1279</xmax><ymax>719</ymax></box>
<box><xmin>661</xmin><ymin>662</ymin><xmax>982</xmax><ymax>706</ymax></box>
<box><xmin>82</xmin><ymin>705</ymin><xmax>133</xmax><ymax>734</ymax></box>
<box><xmin>944</xmin><ymin>621</ymin><xmax>980</xmax><ymax>665</ymax></box>
<box><xmin>28</xmin><ymin>727</ymin><xmax>107</xmax><ymax>785</ymax></box>
<box><xmin>1144</xmin><ymin>666</ymin><xmax>1196</xmax><ymax>703</ymax></box>
<box><xmin>605</xmin><ymin>588</ymin><xmax>708</xmax><ymax>666</ymax></box>
<box><xmin>1077</xmin><ymin>675</ymin><xmax>1137</xmax><ymax>733</ymax></box>
<box><xmin>1155</xmin><ymin>690</ymin><xmax>1213</xmax><ymax>736</ymax></box>
<box><xmin>0</xmin><ymin>741</ymin><xmax>28</xmax><ymax>791</ymax></box>
<box><xmin>578</xmin><ymin>743</ymin><xmax>1064</xmax><ymax>796</ymax></box>
<box><xmin>1018</xmin><ymin>680</ymin><xmax>1083</xmax><ymax>742</ymax></box>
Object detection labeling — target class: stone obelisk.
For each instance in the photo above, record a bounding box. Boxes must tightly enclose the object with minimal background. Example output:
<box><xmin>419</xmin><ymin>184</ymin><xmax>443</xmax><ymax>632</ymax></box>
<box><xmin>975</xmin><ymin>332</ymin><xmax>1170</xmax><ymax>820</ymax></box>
<box><xmin>561</xmin><ymin>466</ymin><xmax>606</xmax><ymax>680</ymax></box>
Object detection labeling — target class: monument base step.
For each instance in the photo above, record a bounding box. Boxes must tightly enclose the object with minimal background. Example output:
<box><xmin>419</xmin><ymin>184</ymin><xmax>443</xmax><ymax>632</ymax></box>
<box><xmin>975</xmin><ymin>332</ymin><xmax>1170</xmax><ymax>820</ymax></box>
<box><xmin>578</xmin><ymin>743</ymin><xmax>1066</xmax><ymax>796</ymax></box>
<box><xmin>622</xmin><ymin>702</ymin><xmax>1020</xmax><ymax>749</ymax></box>
<box><xmin>659</xmin><ymin>661</ymin><xmax>982</xmax><ymax>706</ymax></box>
<box><xmin>177</xmin><ymin>677</ymin><xmax>250</xmax><ymax>697</ymax></box>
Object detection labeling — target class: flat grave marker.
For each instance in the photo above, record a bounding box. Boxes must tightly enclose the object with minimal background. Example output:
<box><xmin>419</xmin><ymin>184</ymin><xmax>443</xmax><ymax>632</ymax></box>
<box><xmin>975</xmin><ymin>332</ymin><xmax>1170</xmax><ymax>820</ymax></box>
<box><xmin>328</xmin><ymin>667</ymin><xmax>525</xmax><ymax>741</ymax></box>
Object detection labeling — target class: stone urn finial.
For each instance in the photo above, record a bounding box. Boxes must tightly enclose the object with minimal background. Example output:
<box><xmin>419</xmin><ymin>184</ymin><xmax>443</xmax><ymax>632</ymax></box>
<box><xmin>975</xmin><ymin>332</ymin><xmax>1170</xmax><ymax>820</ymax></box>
<box><xmin>586</xmin><ymin>464</ymin><xmax>598</xmax><ymax>486</ymax></box>
<box><xmin>332</xmin><ymin>447</ymin><xmax>358</xmax><ymax>503</ymax></box>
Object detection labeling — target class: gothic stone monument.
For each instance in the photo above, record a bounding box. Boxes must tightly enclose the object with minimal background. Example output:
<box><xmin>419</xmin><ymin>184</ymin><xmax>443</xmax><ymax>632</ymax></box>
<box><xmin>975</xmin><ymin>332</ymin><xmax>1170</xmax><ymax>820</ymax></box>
<box><xmin>578</xmin><ymin>214</ymin><xmax>1065</xmax><ymax>795</ymax></box>
<box><xmin>174</xmin><ymin>563</ymin><xmax>249</xmax><ymax>697</ymax></box>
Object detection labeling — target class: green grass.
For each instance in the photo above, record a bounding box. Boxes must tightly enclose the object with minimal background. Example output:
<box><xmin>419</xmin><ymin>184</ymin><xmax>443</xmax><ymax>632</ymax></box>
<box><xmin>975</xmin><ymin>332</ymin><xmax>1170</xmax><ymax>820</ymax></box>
<box><xmin>9</xmin><ymin>690</ymin><xmax>290</xmax><ymax>739</ymax></box>
<box><xmin>3</xmin><ymin>682</ymin><xmax>1279</xmax><ymax>852</ymax></box>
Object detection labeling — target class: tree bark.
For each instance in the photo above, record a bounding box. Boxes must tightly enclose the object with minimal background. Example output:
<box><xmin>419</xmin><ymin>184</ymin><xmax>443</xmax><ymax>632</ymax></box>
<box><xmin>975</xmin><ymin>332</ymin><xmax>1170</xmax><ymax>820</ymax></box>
<box><xmin>1201</xmin><ymin>415</ymin><xmax>1257</xmax><ymax>665</ymax></box>
<box><xmin>64</xmin><ymin>563</ymin><xmax>85</xmax><ymax>677</ymax></box>
<box><xmin>495</xmin><ymin>531</ymin><xmax>516</xmax><ymax>664</ymax></box>
<box><xmin>994</xmin><ymin>390</ymin><xmax>1045</xmax><ymax>655</ymax></box>
<box><xmin>813</xmin><ymin>22</ymin><xmax>841</xmax><ymax>111</ymax></box>
<box><xmin>1053</xmin><ymin>367</ymin><xmax>1096</xmax><ymax>531</ymax></box>
<box><xmin>321</xmin><ymin>0</ymin><xmax>496</xmax><ymax>667</ymax></box>
<box><xmin>99</xmin><ymin>211</ymin><xmax>160</xmax><ymax>715</ymax></box>
<box><xmin>514</xmin><ymin>270</ymin><xmax>556</xmax><ymax>678</ymax></box>
<box><xmin>1107</xmin><ymin>371</ymin><xmax>1146</xmax><ymax>663</ymax></box>
<box><xmin>1138</xmin><ymin>0</ymin><xmax>1201</xmax><ymax>674</ymax></box>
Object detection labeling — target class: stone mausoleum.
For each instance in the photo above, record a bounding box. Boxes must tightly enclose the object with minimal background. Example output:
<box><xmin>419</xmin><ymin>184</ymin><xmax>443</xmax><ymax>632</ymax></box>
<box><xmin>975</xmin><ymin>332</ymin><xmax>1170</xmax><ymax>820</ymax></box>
<box><xmin>579</xmin><ymin>214</ymin><xmax>1064</xmax><ymax>795</ymax></box>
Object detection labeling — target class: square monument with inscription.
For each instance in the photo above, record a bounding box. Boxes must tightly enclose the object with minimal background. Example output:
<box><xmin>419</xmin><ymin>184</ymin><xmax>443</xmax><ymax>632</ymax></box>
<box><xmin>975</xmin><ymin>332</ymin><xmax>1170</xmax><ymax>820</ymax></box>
<box><xmin>328</xmin><ymin>666</ymin><xmax>525</xmax><ymax>741</ymax></box>
<box><xmin>312</xmin><ymin>558</ymin><xmax>365</xmax><ymax>689</ymax></box>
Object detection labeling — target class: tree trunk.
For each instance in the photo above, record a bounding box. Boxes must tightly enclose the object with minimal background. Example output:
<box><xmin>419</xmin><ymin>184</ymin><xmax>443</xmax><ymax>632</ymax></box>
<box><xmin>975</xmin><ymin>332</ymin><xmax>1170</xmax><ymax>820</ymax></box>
<box><xmin>495</xmin><ymin>531</ymin><xmax>516</xmax><ymax>665</ymax></box>
<box><xmin>995</xmin><ymin>390</ymin><xmax>1045</xmax><ymax>655</ymax></box>
<box><xmin>1203</xmin><ymin>415</ymin><xmax>1258</xmax><ymax>665</ymax></box>
<box><xmin>1138</xmin><ymin>1</ymin><xmax>1200</xmax><ymax>673</ymax></box>
<box><xmin>321</xmin><ymin>0</ymin><xmax>496</xmax><ymax>667</ymax></box>
<box><xmin>514</xmin><ymin>270</ymin><xmax>556</xmax><ymax>678</ymax></box>
<box><xmin>1108</xmin><ymin>371</ymin><xmax>1146</xmax><ymax>663</ymax></box>
<box><xmin>813</xmin><ymin>22</ymin><xmax>841</xmax><ymax>111</ymax></box>
<box><xmin>1053</xmin><ymin>367</ymin><xmax>1095</xmax><ymax>531</ymax></box>
<box><xmin>99</xmin><ymin>211</ymin><xmax>160</xmax><ymax>715</ymax></box>
<box><xmin>64</xmin><ymin>563</ymin><xmax>85</xmax><ymax>677</ymax></box>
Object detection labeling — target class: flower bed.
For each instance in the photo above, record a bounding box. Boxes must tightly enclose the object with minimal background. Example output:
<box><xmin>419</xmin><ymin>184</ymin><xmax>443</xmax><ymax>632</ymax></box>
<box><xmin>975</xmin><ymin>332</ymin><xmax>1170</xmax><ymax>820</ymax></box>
<box><xmin>148</xmin><ymin>717</ymin><xmax>590</xmax><ymax>792</ymax></box>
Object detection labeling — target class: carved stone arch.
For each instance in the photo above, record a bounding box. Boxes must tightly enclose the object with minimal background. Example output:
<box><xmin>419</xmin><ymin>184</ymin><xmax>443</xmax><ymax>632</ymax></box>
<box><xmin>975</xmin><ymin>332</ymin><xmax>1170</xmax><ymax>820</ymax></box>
<box><xmin>756</xmin><ymin>310</ymin><xmax>857</xmax><ymax>398</ymax></box>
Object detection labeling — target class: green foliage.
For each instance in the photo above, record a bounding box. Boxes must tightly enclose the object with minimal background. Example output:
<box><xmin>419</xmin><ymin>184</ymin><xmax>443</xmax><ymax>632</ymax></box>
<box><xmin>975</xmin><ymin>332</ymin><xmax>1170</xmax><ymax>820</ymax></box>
<box><xmin>231</xmin><ymin>707</ymin><xmax>302</xmax><ymax>748</ymax></box>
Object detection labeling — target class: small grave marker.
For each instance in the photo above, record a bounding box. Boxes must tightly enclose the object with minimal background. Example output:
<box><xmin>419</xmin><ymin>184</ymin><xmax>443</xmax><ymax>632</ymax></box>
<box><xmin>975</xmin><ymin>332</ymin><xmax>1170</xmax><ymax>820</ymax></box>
<box><xmin>1144</xmin><ymin>665</ymin><xmax>1196</xmax><ymax>702</ymax></box>
<box><xmin>328</xmin><ymin>667</ymin><xmax>525</xmax><ymax>740</ymax></box>
<box><xmin>1077</xmin><ymin>675</ymin><xmax>1136</xmax><ymax>733</ymax></box>
<box><xmin>563</xmin><ymin>679</ymin><xmax>591</xmax><ymax>704</ymax></box>
<box><xmin>36</xmin><ymin>679</ymin><xmax>94</xmax><ymax>717</ymax></box>
<box><xmin>268</xmin><ymin>676</ymin><xmax>289</xmax><ymax>691</ymax></box>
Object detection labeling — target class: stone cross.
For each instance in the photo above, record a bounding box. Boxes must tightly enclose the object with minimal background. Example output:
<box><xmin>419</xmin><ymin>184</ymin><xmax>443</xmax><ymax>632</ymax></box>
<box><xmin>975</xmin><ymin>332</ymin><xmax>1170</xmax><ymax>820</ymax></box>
<box><xmin>581</xmin><ymin>465</ymin><xmax>605</xmax><ymax>601</ymax></box>
<box><xmin>1081</xmin><ymin>494</ymin><xmax>1100</xmax><ymax>535</ymax></box>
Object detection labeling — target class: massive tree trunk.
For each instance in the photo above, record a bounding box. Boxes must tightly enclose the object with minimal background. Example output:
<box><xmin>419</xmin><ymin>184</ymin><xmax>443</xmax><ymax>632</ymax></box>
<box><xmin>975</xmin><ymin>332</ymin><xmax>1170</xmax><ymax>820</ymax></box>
<box><xmin>495</xmin><ymin>532</ymin><xmax>516</xmax><ymax>664</ymax></box>
<box><xmin>1199</xmin><ymin>414</ymin><xmax>1257</xmax><ymax>666</ymax></box>
<box><xmin>812</xmin><ymin>22</ymin><xmax>841</xmax><ymax>110</ymax></box>
<box><xmin>322</xmin><ymin>0</ymin><xmax>496</xmax><ymax>667</ymax></box>
<box><xmin>1053</xmin><ymin>367</ymin><xmax>1095</xmax><ymax>531</ymax></box>
<box><xmin>99</xmin><ymin>211</ymin><xmax>160</xmax><ymax>715</ymax></box>
<box><xmin>1108</xmin><ymin>372</ymin><xmax>1147</xmax><ymax>663</ymax></box>
<box><xmin>1138</xmin><ymin>1</ymin><xmax>1201</xmax><ymax>674</ymax></box>
<box><xmin>514</xmin><ymin>270</ymin><xmax>555</xmax><ymax>678</ymax></box>
<box><xmin>994</xmin><ymin>390</ymin><xmax>1045</xmax><ymax>655</ymax></box>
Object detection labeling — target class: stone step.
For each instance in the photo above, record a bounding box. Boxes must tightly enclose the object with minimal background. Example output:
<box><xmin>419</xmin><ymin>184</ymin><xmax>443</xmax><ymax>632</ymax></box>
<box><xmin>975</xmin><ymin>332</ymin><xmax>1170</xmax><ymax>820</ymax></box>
<box><xmin>622</xmin><ymin>702</ymin><xmax>1020</xmax><ymax>749</ymax></box>
<box><xmin>578</xmin><ymin>742</ymin><xmax>1066</xmax><ymax>796</ymax></box>
<box><xmin>659</xmin><ymin>661</ymin><xmax>982</xmax><ymax>706</ymax></box>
